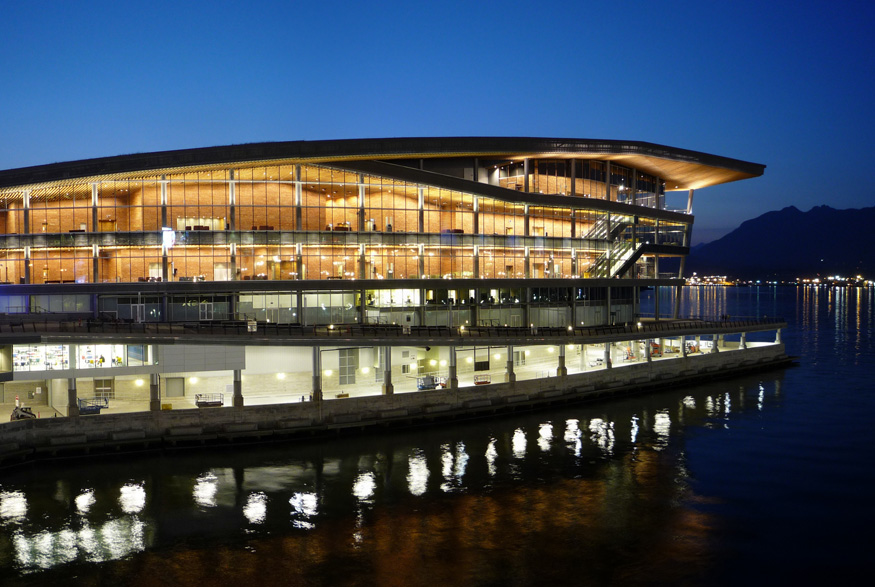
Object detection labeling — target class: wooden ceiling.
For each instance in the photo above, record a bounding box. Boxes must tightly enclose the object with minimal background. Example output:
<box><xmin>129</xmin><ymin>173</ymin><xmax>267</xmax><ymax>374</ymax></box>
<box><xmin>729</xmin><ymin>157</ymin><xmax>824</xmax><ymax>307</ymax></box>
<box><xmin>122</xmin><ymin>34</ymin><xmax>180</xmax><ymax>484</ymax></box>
<box><xmin>0</xmin><ymin>137</ymin><xmax>764</xmax><ymax>192</ymax></box>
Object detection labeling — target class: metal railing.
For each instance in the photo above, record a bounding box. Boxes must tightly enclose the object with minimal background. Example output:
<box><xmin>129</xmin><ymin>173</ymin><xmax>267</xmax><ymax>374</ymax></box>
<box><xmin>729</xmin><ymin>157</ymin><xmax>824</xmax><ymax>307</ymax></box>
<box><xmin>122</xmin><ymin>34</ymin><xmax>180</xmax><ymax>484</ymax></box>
<box><xmin>0</xmin><ymin>316</ymin><xmax>786</xmax><ymax>340</ymax></box>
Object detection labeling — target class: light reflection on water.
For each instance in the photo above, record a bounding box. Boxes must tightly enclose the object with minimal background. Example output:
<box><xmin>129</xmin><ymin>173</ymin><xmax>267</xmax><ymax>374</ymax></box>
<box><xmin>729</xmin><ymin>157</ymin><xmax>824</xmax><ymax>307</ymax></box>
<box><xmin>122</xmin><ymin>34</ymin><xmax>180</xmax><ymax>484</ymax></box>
<box><xmin>588</xmin><ymin>417</ymin><xmax>615</xmax><ymax>454</ymax></box>
<box><xmin>511</xmin><ymin>428</ymin><xmax>527</xmax><ymax>458</ymax></box>
<box><xmin>1</xmin><ymin>286</ymin><xmax>873</xmax><ymax>584</ymax></box>
<box><xmin>406</xmin><ymin>449</ymin><xmax>429</xmax><ymax>496</ymax></box>
<box><xmin>193</xmin><ymin>472</ymin><xmax>218</xmax><ymax>508</ymax></box>
<box><xmin>118</xmin><ymin>483</ymin><xmax>146</xmax><ymax>514</ymax></box>
<box><xmin>74</xmin><ymin>490</ymin><xmax>95</xmax><ymax>515</ymax></box>
<box><xmin>537</xmin><ymin>422</ymin><xmax>553</xmax><ymax>452</ymax></box>
<box><xmin>352</xmin><ymin>472</ymin><xmax>376</xmax><ymax>503</ymax></box>
<box><xmin>1</xmin><ymin>376</ymin><xmax>781</xmax><ymax>582</ymax></box>
<box><xmin>0</xmin><ymin>491</ymin><xmax>27</xmax><ymax>521</ymax></box>
<box><xmin>439</xmin><ymin>442</ymin><xmax>468</xmax><ymax>492</ymax></box>
<box><xmin>242</xmin><ymin>492</ymin><xmax>267</xmax><ymax>525</ymax></box>
<box><xmin>289</xmin><ymin>492</ymin><xmax>318</xmax><ymax>529</ymax></box>
<box><xmin>10</xmin><ymin>516</ymin><xmax>148</xmax><ymax>570</ymax></box>
<box><xmin>564</xmin><ymin>419</ymin><xmax>582</xmax><ymax>457</ymax></box>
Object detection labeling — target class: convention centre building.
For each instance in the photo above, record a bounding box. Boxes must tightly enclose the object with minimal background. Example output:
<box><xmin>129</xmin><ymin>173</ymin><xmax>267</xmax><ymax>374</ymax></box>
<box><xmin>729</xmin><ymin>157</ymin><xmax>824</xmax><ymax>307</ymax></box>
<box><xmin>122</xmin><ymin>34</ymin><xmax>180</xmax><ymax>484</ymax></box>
<box><xmin>0</xmin><ymin>137</ymin><xmax>788</xmax><ymax>438</ymax></box>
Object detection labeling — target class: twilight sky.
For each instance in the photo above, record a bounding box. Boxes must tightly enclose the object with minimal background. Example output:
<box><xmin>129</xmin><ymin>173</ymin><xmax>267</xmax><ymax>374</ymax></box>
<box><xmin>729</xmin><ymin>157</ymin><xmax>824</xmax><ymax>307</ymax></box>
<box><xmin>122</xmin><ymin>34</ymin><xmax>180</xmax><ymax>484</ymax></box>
<box><xmin>1</xmin><ymin>0</ymin><xmax>872</xmax><ymax>244</ymax></box>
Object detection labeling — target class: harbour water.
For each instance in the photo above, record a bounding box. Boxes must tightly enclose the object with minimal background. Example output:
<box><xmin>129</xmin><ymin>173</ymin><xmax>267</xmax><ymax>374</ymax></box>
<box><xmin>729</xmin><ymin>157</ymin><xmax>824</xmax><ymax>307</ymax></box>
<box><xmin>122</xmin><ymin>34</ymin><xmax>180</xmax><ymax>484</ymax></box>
<box><xmin>1</xmin><ymin>286</ymin><xmax>872</xmax><ymax>586</ymax></box>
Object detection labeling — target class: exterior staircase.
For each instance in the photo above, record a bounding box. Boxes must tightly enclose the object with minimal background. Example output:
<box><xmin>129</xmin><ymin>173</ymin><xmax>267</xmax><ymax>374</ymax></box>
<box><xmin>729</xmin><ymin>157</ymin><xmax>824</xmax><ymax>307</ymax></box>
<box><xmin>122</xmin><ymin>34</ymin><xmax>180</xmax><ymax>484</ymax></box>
<box><xmin>588</xmin><ymin>240</ymin><xmax>645</xmax><ymax>278</ymax></box>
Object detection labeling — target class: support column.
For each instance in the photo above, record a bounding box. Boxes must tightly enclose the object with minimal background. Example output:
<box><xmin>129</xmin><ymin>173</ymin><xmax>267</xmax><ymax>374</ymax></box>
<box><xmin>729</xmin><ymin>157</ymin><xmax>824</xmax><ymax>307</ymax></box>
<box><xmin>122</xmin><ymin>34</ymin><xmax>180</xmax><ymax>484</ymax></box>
<box><xmin>418</xmin><ymin>244</ymin><xmax>425</xmax><ymax>278</ymax></box>
<box><xmin>523</xmin><ymin>158</ymin><xmax>530</xmax><ymax>193</ymax></box>
<box><xmin>630</xmin><ymin>173</ymin><xmax>637</xmax><ymax>247</ymax></box>
<box><xmin>160</xmin><ymin>175</ymin><xmax>170</xmax><ymax>285</ymax></box>
<box><xmin>711</xmin><ymin>334</ymin><xmax>720</xmax><ymax>353</ymax></box>
<box><xmin>740</xmin><ymin>332</ymin><xmax>747</xmax><ymax>349</ymax></box>
<box><xmin>160</xmin><ymin>176</ymin><xmax>168</xmax><ymax>228</ymax></box>
<box><xmin>631</xmin><ymin>170</ymin><xmax>638</xmax><ymax>207</ymax></box>
<box><xmin>473</xmin><ymin>245</ymin><xmax>480</xmax><ymax>278</ymax></box>
<box><xmin>417</xmin><ymin>187</ymin><xmax>425</xmax><ymax>233</ymax></box>
<box><xmin>673</xmin><ymin>282</ymin><xmax>683</xmax><ymax>319</ymax></box>
<box><xmin>607</xmin><ymin>285</ymin><xmax>612</xmax><ymax>325</ymax></box>
<box><xmin>417</xmin><ymin>289</ymin><xmax>426</xmax><ymax>327</ymax></box>
<box><xmin>775</xmin><ymin>328</ymin><xmax>782</xmax><ymax>344</ymax></box>
<box><xmin>471</xmin><ymin>293</ymin><xmax>479</xmax><ymax>326</ymax></box>
<box><xmin>448</xmin><ymin>346</ymin><xmax>458</xmax><ymax>389</ymax></box>
<box><xmin>633</xmin><ymin>279</ymin><xmax>640</xmax><ymax>319</ymax></box>
<box><xmin>295</xmin><ymin>166</ymin><xmax>303</xmax><ymax>231</ymax></box>
<box><xmin>359</xmin><ymin>177</ymin><xmax>366</xmax><ymax>232</ymax></box>
<box><xmin>570</xmin><ymin>159</ymin><xmax>576</xmax><ymax>197</ymax></box>
<box><xmin>91</xmin><ymin>183</ymin><xmax>99</xmax><ymax>233</ymax></box>
<box><xmin>570</xmin><ymin>288</ymin><xmax>577</xmax><ymax>324</ymax></box>
<box><xmin>230</xmin><ymin>242</ymin><xmax>237</xmax><ymax>281</ymax></box>
<box><xmin>233</xmin><ymin>369</ymin><xmax>243</xmax><ymax>408</ymax></box>
<box><xmin>382</xmin><ymin>346</ymin><xmax>394</xmax><ymax>395</ymax></box>
<box><xmin>654</xmin><ymin>285</ymin><xmax>660</xmax><ymax>321</ymax></box>
<box><xmin>646</xmin><ymin>340</ymin><xmax>652</xmax><ymax>363</ymax></box>
<box><xmin>524</xmin><ymin>204</ymin><xmax>530</xmax><ymax>236</ymax></box>
<box><xmin>605</xmin><ymin>161</ymin><xmax>612</xmax><ymax>201</ymax></box>
<box><xmin>681</xmin><ymin>335</ymin><xmax>687</xmax><ymax>357</ymax></box>
<box><xmin>67</xmin><ymin>378</ymin><xmax>79</xmax><ymax>417</ymax></box>
<box><xmin>312</xmin><ymin>346</ymin><xmax>323</xmax><ymax>402</ymax></box>
<box><xmin>229</xmin><ymin>170</ymin><xmax>236</xmax><ymax>230</ymax></box>
<box><xmin>604</xmin><ymin>343</ymin><xmax>612</xmax><ymax>369</ymax></box>
<box><xmin>686</xmin><ymin>188</ymin><xmax>695</xmax><ymax>214</ymax></box>
<box><xmin>505</xmin><ymin>345</ymin><xmax>516</xmax><ymax>383</ymax></box>
<box><xmin>523</xmin><ymin>286</ymin><xmax>530</xmax><ymax>330</ymax></box>
<box><xmin>557</xmin><ymin>344</ymin><xmax>567</xmax><ymax>376</ymax></box>
<box><xmin>92</xmin><ymin>244</ymin><xmax>99</xmax><ymax>284</ymax></box>
<box><xmin>150</xmin><ymin>373</ymin><xmax>160</xmax><ymax>411</ymax></box>
<box><xmin>23</xmin><ymin>190</ymin><xmax>30</xmax><ymax>235</ymax></box>
<box><xmin>605</xmin><ymin>212</ymin><xmax>613</xmax><ymax>273</ymax></box>
<box><xmin>524</xmin><ymin>246</ymin><xmax>531</xmax><ymax>279</ymax></box>
<box><xmin>473</xmin><ymin>196</ymin><xmax>479</xmax><ymax>234</ymax></box>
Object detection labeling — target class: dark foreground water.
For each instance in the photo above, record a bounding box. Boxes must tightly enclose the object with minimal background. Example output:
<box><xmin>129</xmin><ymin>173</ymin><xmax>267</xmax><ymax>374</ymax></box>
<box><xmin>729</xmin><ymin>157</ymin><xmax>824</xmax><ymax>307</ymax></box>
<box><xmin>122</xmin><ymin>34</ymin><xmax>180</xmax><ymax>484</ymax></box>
<box><xmin>1</xmin><ymin>286</ymin><xmax>873</xmax><ymax>586</ymax></box>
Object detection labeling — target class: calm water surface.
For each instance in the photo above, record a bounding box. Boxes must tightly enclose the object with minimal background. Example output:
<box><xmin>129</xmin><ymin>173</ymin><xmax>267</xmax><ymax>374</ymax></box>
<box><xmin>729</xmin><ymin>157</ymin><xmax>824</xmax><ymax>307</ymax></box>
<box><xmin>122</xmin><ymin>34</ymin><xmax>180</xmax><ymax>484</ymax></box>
<box><xmin>1</xmin><ymin>286</ymin><xmax>873</xmax><ymax>586</ymax></box>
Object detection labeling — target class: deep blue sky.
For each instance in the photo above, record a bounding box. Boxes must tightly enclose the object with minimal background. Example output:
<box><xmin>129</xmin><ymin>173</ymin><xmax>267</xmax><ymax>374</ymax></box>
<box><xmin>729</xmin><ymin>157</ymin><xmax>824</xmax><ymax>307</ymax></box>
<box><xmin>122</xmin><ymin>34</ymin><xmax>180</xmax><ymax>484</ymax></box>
<box><xmin>2</xmin><ymin>0</ymin><xmax>872</xmax><ymax>244</ymax></box>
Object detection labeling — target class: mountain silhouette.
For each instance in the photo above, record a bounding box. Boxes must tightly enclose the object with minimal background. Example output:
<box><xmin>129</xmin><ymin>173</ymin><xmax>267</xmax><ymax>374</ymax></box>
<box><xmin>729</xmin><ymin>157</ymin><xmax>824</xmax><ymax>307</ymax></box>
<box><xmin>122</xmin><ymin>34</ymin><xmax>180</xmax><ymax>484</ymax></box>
<box><xmin>683</xmin><ymin>205</ymin><xmax>875</xmax><ymax>279</ymax></box>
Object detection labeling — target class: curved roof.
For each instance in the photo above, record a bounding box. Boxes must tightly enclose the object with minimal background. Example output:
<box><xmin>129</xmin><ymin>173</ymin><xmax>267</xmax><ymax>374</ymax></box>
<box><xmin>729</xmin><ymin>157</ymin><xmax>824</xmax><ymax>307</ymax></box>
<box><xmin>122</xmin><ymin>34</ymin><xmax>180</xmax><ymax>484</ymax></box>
<box><xmin>0</xmin><ymin>137</ymin><xmax>765</xmax><ymax>191</ymax></box>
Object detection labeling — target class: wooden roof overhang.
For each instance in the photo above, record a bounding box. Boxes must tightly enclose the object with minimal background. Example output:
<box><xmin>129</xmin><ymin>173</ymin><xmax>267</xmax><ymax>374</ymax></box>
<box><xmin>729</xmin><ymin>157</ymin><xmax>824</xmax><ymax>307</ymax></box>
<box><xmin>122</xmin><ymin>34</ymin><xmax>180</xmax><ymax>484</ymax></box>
<box><xmin>0</xmin><ymin>137</ymin><xmax>764</xmax><ymax>193</ymax></box>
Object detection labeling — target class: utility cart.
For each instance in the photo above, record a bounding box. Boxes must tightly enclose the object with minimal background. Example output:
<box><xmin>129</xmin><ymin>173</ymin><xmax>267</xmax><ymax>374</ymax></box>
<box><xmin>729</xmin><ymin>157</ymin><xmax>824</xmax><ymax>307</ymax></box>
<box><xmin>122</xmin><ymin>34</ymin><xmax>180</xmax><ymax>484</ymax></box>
<box><xmin>417</xmin><ymin>375</ymin><xmax>439</xmax><ymax>390</ymax></box>
<box><xmin>78</xmin><ymin>397</ymin><xmax>109</xmax><ymax>415</ymax></box>
<box><xmin>195</xmin><ymin>393</ymin><xmax>224</xmax><ymax>407</ymax></box>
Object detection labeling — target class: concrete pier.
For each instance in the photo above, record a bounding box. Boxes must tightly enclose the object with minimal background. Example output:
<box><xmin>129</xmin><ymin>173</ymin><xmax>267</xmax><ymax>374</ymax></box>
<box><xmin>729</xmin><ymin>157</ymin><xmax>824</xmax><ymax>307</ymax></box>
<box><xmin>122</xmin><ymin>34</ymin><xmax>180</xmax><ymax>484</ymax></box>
<box><xmin>0</xmin><ymin>343</ymin><xmax>793</xmax><ymax>467</ymax></box>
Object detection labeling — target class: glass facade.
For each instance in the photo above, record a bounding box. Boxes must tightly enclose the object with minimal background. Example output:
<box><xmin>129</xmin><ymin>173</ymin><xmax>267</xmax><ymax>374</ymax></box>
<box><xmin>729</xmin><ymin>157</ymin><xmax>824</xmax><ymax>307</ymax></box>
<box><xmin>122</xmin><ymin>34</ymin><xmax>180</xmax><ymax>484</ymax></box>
<box><xmin>12</xmin><ymin>343</ymin><xmax>153</xmax><ymax>372</ymax></box>
<box><xmin>0</xmin><ymin>160</ymin><xmax>688</xmax><ymax>287</ymax></box>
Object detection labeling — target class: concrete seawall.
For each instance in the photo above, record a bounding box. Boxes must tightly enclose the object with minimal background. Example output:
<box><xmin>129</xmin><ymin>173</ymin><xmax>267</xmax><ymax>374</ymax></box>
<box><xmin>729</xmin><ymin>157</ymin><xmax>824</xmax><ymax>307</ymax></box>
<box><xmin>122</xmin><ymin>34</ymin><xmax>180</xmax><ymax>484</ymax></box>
<box><xmin>0</xmin><ymin>344</ymin><xmax>792</xmax><ymax>466</ymax></box>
